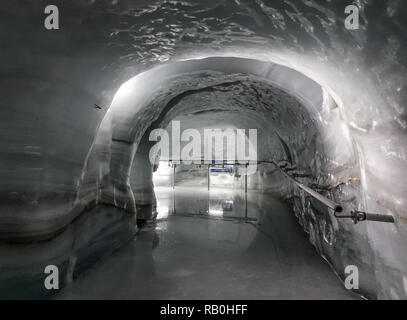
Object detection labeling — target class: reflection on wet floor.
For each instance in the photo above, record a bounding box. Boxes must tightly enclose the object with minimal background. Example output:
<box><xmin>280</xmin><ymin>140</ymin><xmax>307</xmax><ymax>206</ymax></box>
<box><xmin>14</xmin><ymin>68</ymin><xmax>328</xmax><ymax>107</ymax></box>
<box><xmin>155</xmin><ymin>186</ymin><xmax>247</xmax><ymax>220</ymax></box>
<box><xmin>55</xmin><ymin>187</ymin><xmax>360</xmax><ymax>300</ymax></box>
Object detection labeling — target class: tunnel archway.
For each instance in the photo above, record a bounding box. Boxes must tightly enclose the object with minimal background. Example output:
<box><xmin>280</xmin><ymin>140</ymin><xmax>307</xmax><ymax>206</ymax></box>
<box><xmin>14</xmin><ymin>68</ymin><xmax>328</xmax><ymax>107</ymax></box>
<box><xmin>88</xmin><ymin>56</ymin><xmax>377</xmax><ymax>296</ymax></box>
<box><xmin>1</xmin><ymin>0</ymin><xmax>407</xmax><ymax>301</ymax></box>
<box><xmin>98</xmin><ymin>57</ymin><xmax>355</xmax><ymax>210</ymax></box>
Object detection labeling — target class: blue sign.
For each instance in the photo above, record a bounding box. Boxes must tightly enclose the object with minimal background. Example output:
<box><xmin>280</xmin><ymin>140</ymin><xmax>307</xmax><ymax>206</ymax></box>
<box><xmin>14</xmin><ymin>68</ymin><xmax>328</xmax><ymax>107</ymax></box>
<box><xmin>210</xmin><ymin>167</ymin><xmax>233</xmax><ymax>173</ymax></box>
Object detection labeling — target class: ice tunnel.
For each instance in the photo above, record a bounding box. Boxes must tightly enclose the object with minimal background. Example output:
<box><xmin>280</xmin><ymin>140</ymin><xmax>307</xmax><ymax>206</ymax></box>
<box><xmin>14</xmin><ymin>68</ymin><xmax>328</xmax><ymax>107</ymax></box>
<box><xmin>0</xmin><ymin>0</ymin><xmax>407</xmax><ymax>300</ymax></box>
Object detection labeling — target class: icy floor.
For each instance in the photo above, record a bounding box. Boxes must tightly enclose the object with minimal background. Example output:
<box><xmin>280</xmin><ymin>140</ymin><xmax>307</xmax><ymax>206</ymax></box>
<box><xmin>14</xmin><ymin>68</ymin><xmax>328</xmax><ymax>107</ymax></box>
<box><xmin>54</xmin><ymin>187</ymin><xmax>360</xmax><ymax>299</ymax></box>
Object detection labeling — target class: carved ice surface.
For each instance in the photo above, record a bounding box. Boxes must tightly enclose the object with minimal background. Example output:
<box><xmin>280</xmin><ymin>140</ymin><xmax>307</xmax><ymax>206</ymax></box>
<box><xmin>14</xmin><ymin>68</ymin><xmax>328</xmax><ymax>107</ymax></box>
<box><xmin>0</xmin><ymin>0</ymin><xmax>406</xmax><ymax>299</ymax></box>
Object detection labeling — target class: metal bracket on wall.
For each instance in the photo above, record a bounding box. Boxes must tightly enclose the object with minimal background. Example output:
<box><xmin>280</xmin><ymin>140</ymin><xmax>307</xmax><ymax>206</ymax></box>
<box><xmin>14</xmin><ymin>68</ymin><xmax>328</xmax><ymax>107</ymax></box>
<box><xmin>334</xmin><ymin>210</ymin><xmax>395</xmax><ymax>224</ymax></box>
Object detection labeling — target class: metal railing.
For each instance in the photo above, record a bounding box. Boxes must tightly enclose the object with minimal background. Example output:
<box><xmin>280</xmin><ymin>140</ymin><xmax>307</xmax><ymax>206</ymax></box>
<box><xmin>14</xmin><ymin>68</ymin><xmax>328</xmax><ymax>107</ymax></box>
<box><xmin>269</xmin><ymin>160</ymin><xmax>343</xmax><ymax>213</ymax></box>
<box><xmin>267</xmin><ymin>160</ymin><xmax>395</xmax><ymax>224</ymax></box>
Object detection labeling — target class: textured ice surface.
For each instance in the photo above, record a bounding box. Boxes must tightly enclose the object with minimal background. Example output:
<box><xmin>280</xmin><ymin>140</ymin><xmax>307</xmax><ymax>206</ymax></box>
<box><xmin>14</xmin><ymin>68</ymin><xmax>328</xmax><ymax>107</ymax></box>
<box><xmin>0</xmin><ymin>205</ymin><xmax>136</xmax><ymax>299</ymax></box>
<box><xmin>0</xmin><ymin>0</ymin><xmax>407</xmax><ymax>299</ymax></box>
